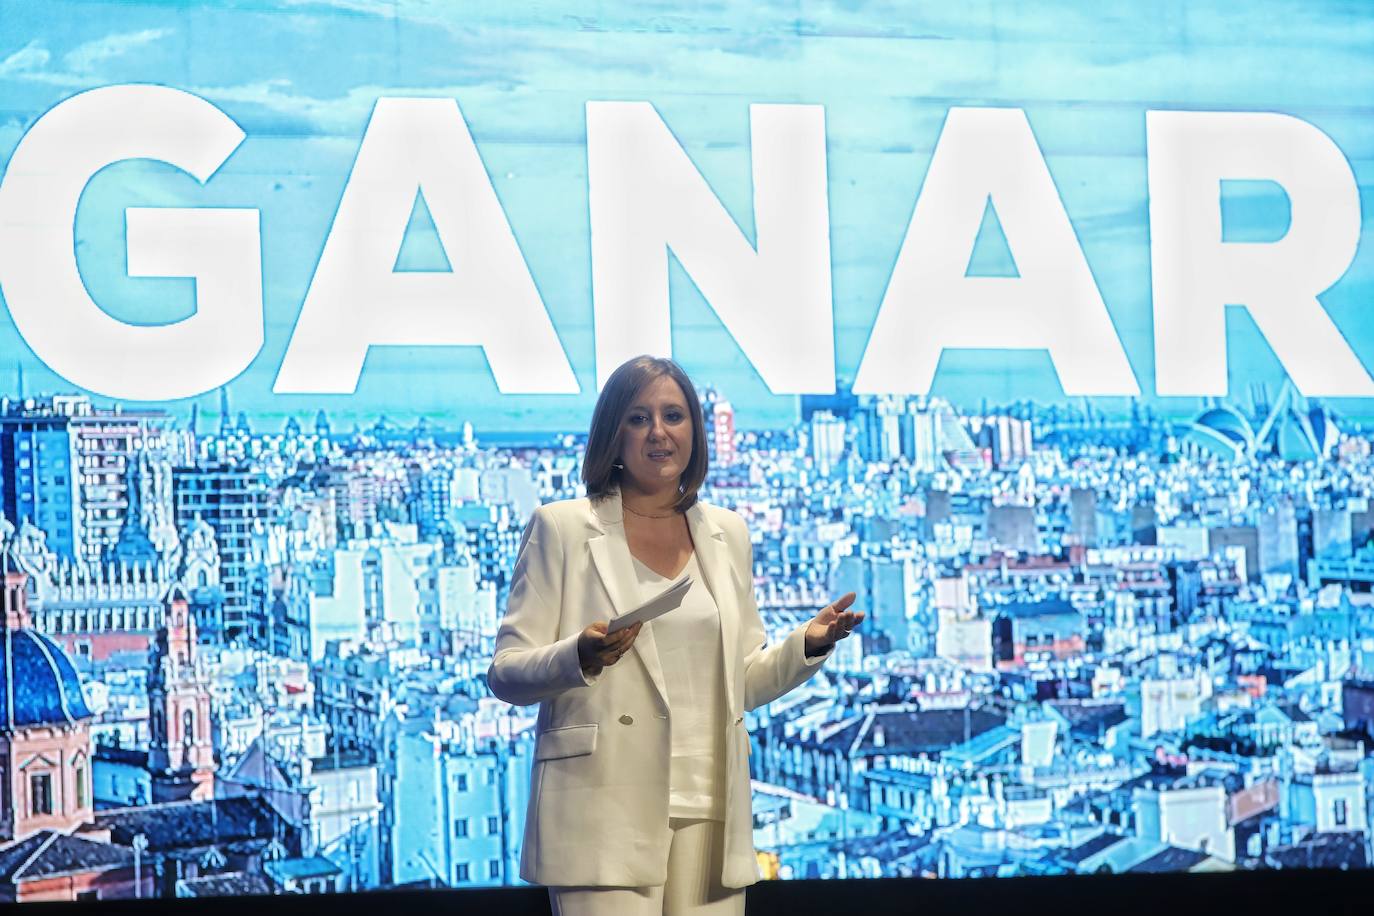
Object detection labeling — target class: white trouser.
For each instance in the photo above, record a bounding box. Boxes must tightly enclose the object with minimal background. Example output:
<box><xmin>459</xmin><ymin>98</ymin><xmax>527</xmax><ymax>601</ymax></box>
<box><xmin>548</xmin><ymin>818</ymin><xmax>747</xmax><ymax>916</ymax></box>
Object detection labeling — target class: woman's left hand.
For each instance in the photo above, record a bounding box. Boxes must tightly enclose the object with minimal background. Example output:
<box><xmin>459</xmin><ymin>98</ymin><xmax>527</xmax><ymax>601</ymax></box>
<box><xmin>804</xmin><ymin>592</ymin><xmax>865</xmax><ymax>657</ymax></box>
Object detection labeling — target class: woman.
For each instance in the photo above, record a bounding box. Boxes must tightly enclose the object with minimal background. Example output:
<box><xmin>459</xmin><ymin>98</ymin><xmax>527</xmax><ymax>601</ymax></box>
<box><xmin>487</xmin><ymin>356</ymin><xmax>863</xmax><ymax>915</ymax></box>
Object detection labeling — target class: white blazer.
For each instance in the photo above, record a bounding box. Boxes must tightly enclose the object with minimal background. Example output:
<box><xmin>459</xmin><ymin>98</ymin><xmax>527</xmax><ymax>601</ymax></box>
<box><xmin>487</xmin><ymin>489</ymin><xmax>830</xmax><ymax>889</ymax></box>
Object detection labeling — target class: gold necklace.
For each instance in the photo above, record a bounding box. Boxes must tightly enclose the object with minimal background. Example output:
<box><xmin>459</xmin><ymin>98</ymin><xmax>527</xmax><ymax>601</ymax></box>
<box><xmin>623</xmin><ymin>501</ymin><xmax>677</xmax><ymax>520</ymax></box>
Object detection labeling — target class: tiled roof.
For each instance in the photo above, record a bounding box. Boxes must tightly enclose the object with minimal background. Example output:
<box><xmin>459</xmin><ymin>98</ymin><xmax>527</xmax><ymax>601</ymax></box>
<box><xmin>1046</xmin><ymin>700</ymin><xmax>1129</xmax><ymax>736</ymax></box>
<box><xmin>96</xmin><ymin>796</ymin><xmax>281</xmax><ymax>852</ymax></box>
<box><xmin>0</xmin><ymin>625</ymin><xmax>93</xmax><ymax>730</ymax></box>
<box><xmin>0</xmin><ymin>831</ymin><xmax>132</xmax><ymax>882</ymax></box>
<box><xmin>265</xmin><ymin>855</ymin><xmax>342</xmax><ymax>881</ymax></box>
<box><xmin>176</xmin><ymin>871</ymin><xmax>274</xmax><ymax>898</ymax></box>
<box><xmin>1266</xmin><ymin>832</ymin><xmax>1368</xmax><ymax>870</ymax></box>
<box><xmin>1127</xmin><ymin>845</ymin><xmax>1211</xmax><ymax>873</ymax></box>
<box><xmin>808</xmin><ymin>706</ymin><xmax>1007</xmax><ymax>756</ymax></box>
<box><xmin>1061</xmin><ymin>832</ymin><xmax>1127</xmax><ymax>865</ymax></box>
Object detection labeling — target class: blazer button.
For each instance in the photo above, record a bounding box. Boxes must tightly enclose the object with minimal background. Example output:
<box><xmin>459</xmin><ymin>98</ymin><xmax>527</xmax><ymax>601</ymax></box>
<box><xmin>734</xmin><ymin>715</ymin><xmax>744</xmax><ymax>725</ymax></box>
<box><xmin>619</xmin><ymin>714</ymin><xmax>634</xmax><ymax>725</ymax></box>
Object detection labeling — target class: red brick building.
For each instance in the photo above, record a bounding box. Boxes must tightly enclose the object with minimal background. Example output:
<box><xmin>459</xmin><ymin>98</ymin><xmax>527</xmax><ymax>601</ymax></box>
<box><xmin>0</xmin><ymin>831</ymin><xmax>148</xmax><ymax>902</ymax></box>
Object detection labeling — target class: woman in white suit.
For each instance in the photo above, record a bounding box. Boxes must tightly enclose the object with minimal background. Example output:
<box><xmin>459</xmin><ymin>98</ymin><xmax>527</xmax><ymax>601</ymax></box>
<box><xmin>487</xmin><ymin>356</ymin><xmax>863</xmax><ymax>915</ymax></box>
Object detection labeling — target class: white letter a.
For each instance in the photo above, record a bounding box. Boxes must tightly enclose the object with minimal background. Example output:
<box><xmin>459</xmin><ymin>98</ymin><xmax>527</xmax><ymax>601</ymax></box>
<box><xmin>275</xmin><ymin>97</ymin><xmax>578</xmax><ymax>395</ymax></box>
<box><xmin>855</xmin><ymin>108</ymin><xmax>1138</xmax><ymax>397</ymax></box>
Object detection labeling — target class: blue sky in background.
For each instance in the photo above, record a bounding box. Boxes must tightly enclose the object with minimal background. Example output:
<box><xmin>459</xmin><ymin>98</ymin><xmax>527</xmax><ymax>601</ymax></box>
<box><xmin>0</xmin><ymin>0</ymin><xmax>1371</xmax><ymax>431</ymax></box>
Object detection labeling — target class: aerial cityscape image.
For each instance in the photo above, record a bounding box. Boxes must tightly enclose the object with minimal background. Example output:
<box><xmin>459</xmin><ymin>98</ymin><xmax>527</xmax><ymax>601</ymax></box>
<box><xmin>0</xmin><ymin>0</ymin><xmax>1373</xmax><ymax>904</ymax></box>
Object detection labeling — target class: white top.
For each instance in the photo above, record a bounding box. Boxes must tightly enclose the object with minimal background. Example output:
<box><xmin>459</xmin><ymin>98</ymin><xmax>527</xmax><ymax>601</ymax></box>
<box><xmin>631</xmin><ymin>551</ymin><xmax>727</xmax><ymax>821</ymax></box>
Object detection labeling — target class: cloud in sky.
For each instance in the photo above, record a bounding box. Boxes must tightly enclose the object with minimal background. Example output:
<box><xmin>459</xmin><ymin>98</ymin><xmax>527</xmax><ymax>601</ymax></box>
<box><xmin>0</xmin><ymin>28</ymin><xmax>172</xmax><ymax>88</ymax></box>
<box><xmin>0</xmin><ymin>41</ymin><xmax>51</xmax><ymax>77</ymax></box>
<box><xmin>63</xmin><ymin>28</ymin><xmax>171</xmax><ymax>74</ymax></box>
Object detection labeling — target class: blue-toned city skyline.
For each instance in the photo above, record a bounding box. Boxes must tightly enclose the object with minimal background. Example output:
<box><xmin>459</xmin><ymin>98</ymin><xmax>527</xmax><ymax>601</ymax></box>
<box><xmin>3</xmin><ymin>381</ymin><xmax>1374</xmax><ymax>900</ymax></box>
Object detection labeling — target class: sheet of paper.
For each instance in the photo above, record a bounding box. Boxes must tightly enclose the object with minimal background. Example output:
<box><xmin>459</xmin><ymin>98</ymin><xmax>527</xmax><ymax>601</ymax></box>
<box><xmin>607</xmin><ymin>574</ymin><xmax>692</xmax><ymax>633</ymax></box>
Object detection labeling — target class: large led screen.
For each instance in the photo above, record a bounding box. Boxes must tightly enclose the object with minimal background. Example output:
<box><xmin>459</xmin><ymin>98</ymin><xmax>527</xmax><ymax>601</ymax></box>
<box><xmin>0</xmin><ymin>0</ymin><xmax>1371</xmax><ymax>901</ymax></box>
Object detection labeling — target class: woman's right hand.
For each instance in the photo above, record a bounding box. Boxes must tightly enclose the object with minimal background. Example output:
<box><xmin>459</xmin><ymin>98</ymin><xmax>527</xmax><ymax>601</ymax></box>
<box><xmin>578</xmin><ymin>620</ymin><xmax>643</xmax><ymax>677</ymax></box>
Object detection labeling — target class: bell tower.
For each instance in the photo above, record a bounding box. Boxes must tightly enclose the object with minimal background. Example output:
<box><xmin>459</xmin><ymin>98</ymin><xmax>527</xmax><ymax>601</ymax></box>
<box><xmin>148</xmin><ymin>585</ymin><xmax>215</xmax><ymax>801</ymax></box>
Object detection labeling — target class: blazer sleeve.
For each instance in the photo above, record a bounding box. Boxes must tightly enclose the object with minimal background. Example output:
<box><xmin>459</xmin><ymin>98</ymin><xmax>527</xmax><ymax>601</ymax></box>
<box><xmin>487</xmin><ymin>505</ymin><xmax>598</xmax><ymax>707</ymax></box>
<box><xmin>731</xmin><ymin>514</ymin><xmax>832</xmax><ymax>712</ymax></box>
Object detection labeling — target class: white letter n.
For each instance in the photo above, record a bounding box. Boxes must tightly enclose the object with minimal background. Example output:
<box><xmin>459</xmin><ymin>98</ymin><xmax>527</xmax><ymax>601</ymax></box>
<box><xmin>587</xmin><ymin>102</ymin><xmax>834</xmax><ymax>393</ymax></box>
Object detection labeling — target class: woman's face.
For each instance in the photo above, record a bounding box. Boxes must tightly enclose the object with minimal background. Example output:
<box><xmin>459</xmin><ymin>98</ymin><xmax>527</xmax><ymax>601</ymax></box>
<box><xmin>618</xmin><ymin>375</ymin><xmax>693</xmax><ymax>494</ymax></box>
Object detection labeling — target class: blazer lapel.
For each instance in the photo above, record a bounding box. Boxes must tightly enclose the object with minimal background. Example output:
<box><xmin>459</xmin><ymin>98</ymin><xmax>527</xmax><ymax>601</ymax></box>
<box><xmin>686</xmin><ymin>503</ymin><xmax>741</xmax><ymax>717</ymax></box>
<box><xmin>587</xmin><ymin>490</ymin><xmax>669</xmax><ymax>709</ymax></box>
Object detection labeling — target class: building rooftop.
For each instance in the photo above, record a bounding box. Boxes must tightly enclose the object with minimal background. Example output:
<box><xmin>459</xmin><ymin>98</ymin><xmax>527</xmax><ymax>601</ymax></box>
<box><xmin>862</xmin><ymin>767</ymin><xmax>936</xmax><ymax>790</ymax></box>
<box><xmin>265</xmin><ymin>855</ymin><xmax>342</xmax><ymax>882</ymax></box>
<box><xmin>1127</xmin><ymin>845</ymin><xmax>1215</xmax><ymax>873</ymax></box>
<box><xmin>811</xmin><ymin>706</ymin><xmax>1008</xmax><ymax>757</ymax></box>
<box><xmin>96</xmin><ymin>795</ymin><xmax>282</xmax><ymax>852</ymax></box>
<box><xmin>177</xmin><ymin>871</ymin><xmax>273</xmax><ymax>898</ymax></box>
<box><xmin>942</xmin><ymin>724</ymin><xmax>1021</xmax><ymax>767</ymax></box>
<box><xmin>1120</xmin><ymin>769</ymin><xmax>1229</xmax><ymax>794</ymax></box>
<box><xmin>998</xmin><ymin>598</ymin><xmax>1079</xmax><ymax>618</ymax></box>
<box><xmin>1061</xmin><ymin>832</ymin><xmax>1127</xmax><ymax>865</ymax></box>
<box><xmin>1046</xmin><ymin>699</ymin><xmax>1129</xmax><ymax>736</ymax></box>
<box><xmin>1265</xmin><ymin>832</ymin><xmax>1368</xmax><ymax>870</ymax></box>
<box><xmin>0</xmin><ymin>831</ymin><xmax>132</xmax><ymax>883</ymax></box>
<box><xmin>310</xmin><ymin>747</ymin><xmax>377</xmax><ymax>771</ymax></box>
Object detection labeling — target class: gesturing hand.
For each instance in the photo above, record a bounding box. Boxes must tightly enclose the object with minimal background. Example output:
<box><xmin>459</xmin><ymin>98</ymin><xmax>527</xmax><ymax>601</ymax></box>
<box><xmin>578</xmin><ymin>620</ymin><xmax>643</xmax><ymax>677</ymax></box>
<box><xmin>804</xmin><ymin>592</ymin><xmax>865</xmax><ymax>657</ymax></box>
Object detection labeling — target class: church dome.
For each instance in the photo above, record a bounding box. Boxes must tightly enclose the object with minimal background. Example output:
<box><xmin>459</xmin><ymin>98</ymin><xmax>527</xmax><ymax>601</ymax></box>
<box><xmin>0</xmin><ymin>627</ymin><xmax>92</xmax><ymax>731</ymax></box>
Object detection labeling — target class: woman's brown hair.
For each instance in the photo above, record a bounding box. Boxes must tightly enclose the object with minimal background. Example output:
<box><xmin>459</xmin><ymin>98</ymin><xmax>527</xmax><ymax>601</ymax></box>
<box><xmin>582</xmin><ymin>356</ymin><xmax>709</xmax><ymax>512</ymax></box>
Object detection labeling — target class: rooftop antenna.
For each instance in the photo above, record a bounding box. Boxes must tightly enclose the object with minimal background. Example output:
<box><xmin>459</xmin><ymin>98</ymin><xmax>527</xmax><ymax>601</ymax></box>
<box><xmin>218</xmin><ymin>386</ymin><xmax>233</xmax><ymax>436</ymax></box>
